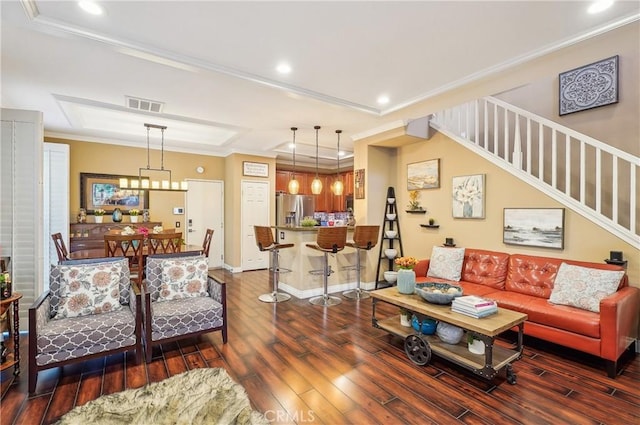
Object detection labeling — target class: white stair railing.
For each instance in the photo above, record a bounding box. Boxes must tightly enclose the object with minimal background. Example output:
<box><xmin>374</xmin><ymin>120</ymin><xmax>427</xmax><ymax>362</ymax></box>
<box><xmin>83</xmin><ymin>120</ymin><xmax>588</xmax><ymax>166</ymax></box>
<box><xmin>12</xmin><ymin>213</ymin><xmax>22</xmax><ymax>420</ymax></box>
<box><xmin>430</xmin><ymin>96</ymin><xmax>639</xmax><ymax>249</ymax></box>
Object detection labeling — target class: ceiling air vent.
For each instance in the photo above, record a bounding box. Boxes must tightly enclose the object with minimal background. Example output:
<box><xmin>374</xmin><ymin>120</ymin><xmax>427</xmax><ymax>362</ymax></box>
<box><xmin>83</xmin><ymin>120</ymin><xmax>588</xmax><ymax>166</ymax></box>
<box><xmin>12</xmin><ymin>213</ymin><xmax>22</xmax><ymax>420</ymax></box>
<box><xmin>125</xmin><ymin>96</ymin><xmax>164</xmax><ymax>113</ymax></box>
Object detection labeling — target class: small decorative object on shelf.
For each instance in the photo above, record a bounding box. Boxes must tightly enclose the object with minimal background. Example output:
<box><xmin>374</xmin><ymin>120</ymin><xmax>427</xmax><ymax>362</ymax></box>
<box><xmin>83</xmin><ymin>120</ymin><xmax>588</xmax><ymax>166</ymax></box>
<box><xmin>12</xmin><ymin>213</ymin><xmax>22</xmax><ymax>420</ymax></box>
<box><xmin>94</xmin><ymin>208</ymin><xmax>105</xmax><ymax>223</ymax></box>
<box><xmin>0</xmin><ymin>272</ymin><xmax>12</xmax><ymax>299</ymax></box>
<box><xmin>407</xmin><ymin>190</ymin><xmax>423</xmax><ymax>211</ymax></box>
<box><xmin>467</xmin><ymin>333</ymin><xmax>485</xmax><ymax>355</ymax></box>
<box><xmin>77</xmin><ymin>208</ymin><xmax>87</xmax><ymax>223</ymax></box>
<box><xmin>428</xmin><ymin>218</ymin><xmax>435</xmax><ymax>225</ymax></box>
<box><xmin>112</xmin><ymin>207</ymin><xmax>123</xmax><ymax>223</ymax></box>
<box><xmin>444</xmin><ymin>237</ymin><xmax>456</xmax><ymax>247</ymax></box>
<box><xmin>399</xmin><ymin>307</ymin><xmax>412</xmax><ymax>327</ymax></box>
<box><xmin>129</xmin><ymin>208</ymin><xmax>140</xmax><ymax>223</ymax></box>
<box><xmin>143</xmin><ymin>209</ymin><xmax>150</xmax><ymax>222</ymax></box>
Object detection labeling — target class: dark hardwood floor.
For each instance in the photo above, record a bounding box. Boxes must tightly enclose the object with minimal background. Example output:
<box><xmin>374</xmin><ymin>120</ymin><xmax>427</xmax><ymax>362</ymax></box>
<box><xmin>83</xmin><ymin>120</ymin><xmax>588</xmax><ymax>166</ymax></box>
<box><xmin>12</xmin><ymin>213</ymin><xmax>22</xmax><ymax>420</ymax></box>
<box><xmin>1</xmin><ymin>268</ymin><xmax>639</xmax><ymax>424</ymax></box>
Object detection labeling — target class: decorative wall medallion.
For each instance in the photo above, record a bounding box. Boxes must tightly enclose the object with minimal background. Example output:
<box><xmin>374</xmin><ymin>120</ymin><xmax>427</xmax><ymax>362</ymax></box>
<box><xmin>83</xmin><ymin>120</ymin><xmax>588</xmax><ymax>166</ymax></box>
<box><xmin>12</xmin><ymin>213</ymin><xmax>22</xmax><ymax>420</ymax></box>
<box><xmin>559</xmin><ymin>55</ymin><xmax>618</xmax><ymax>116</ymax></box>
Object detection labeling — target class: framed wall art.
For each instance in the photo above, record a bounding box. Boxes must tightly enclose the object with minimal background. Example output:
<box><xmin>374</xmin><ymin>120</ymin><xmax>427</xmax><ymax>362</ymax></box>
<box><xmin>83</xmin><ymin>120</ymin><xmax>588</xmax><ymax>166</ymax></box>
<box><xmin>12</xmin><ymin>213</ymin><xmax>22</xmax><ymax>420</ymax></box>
<box><xmin>354</xmin><ymin>169</ymin><xmax>365</xmax><ymax>199</ymax></box>
<box><xmin>80</xmin><ymin>172</ymin><xmax>149</xmax><ymax>214</ymax></box>
<box><xmin>452</xmin><ymin>174</ymin><xmax>485</xmax><ymax>219</ymax></box>
<box><xmin>243</xmin><ymin>161</ymin><xmax>269</xmax><ymax>177</ymax></box>
<box><xmin>407</xmin><ymin>159</ymin><xmax>440</xmax><ymax>190</ymax></box>
<box><xmin>559</xmin><ymin>55</ymin><xmax>618</xmax><ymax>116</ymax></box>
<box><xmin>503</xmin><ymin>208</ymin><xmax>565</xmax><ymax>249</ymax></box>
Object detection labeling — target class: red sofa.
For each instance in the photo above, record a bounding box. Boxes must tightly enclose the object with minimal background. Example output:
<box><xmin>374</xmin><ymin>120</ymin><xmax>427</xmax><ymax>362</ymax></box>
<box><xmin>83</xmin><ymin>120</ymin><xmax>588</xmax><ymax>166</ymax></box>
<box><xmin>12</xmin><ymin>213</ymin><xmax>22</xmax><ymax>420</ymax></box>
<box><xmin>413</xmin><ymin>248</ymin><xmax>639</xmax><ymax>377</ymax></box>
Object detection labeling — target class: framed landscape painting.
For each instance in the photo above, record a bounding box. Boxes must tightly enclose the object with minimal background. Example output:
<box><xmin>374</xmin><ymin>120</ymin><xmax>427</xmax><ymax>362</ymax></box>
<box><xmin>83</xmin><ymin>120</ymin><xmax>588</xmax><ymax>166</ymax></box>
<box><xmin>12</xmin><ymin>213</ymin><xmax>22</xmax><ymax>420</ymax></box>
<box><xmin>80</xmin><ymin>172</ymin><xmax>149</xmax><ymax>214</ymax></box>
<box><xmin>503</xmin><ymin>208</ymin><xmax>564</xmax><ymax>249</ymax></box>
<box><xmin>407</xmin><ymin>159</ymin><xmax>440</xmax><ymax>190</ymax></box>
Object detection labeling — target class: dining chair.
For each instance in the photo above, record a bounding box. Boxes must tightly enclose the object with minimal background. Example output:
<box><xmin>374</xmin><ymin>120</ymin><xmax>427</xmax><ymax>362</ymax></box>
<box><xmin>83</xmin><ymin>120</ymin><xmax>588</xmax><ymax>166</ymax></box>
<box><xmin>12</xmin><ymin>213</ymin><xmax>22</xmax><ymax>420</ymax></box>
<box><xmin>201</xmin><ymin>228</ymin><xmax>214</xmax><ymax>257</ymax></box>
<box><xmin>104</xmin><ymin>233</ymin><xmax>145</xmax><ymax>286</ymax></box>
<box><xmin>51</xmin><ymin>233</ymin><xmax>70</xmax><ymax>263</ymax></box>
<box><xmin>148</xmin><ymin>232</ymin><xmax>182</xmax><ymax>254</ymax></box>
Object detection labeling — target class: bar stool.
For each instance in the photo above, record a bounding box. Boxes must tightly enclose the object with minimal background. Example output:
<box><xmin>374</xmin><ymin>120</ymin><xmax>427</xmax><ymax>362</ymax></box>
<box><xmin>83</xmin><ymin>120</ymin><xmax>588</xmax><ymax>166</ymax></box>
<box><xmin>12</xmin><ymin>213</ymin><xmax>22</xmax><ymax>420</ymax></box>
<box><xmin>254</xmin><ymin>226</ymin><xmax>293</xmax><ymax>303</ymax></box>
<box><xmin>343</xmin><ymin>225</ymin><xmax>380</xmax><ymax>300</ymax></box>
<box><xmin>306</xmin><ymin>226</ymin><xmax>348</xmax><ymax>306</ymax></box>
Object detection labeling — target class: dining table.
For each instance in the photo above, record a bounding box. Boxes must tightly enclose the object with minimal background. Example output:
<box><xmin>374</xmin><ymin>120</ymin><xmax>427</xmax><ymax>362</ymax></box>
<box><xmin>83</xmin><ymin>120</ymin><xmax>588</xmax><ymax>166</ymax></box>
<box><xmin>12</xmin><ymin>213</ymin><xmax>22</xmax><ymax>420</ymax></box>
<box><xmin>69</xmin><ymin>244</ymin><xmax>204</xmax><ymax>260</ymax></box>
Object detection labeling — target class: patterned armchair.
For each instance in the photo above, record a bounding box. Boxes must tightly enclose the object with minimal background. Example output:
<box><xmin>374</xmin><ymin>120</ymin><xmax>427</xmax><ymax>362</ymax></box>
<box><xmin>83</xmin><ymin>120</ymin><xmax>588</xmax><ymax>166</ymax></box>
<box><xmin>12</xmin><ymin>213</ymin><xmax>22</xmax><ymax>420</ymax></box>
<box><xmin>143</xmin><ymin>253</ymin><xmax>227</xmax><ymax>363</ymax></box>
<box><xmin>28</xmin><ymin>257</ymin><xmax>142</xmax><ymax>394</ymax></box>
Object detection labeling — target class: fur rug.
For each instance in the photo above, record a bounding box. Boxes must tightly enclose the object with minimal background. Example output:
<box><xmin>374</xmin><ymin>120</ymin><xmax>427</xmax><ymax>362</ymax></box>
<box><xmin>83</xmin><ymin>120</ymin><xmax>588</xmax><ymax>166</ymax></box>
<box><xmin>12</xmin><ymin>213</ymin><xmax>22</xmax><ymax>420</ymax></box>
<box><xmin>56</xmin><ymin>368</ymin><xmax>268</xmax><ymax>425</ymax></box>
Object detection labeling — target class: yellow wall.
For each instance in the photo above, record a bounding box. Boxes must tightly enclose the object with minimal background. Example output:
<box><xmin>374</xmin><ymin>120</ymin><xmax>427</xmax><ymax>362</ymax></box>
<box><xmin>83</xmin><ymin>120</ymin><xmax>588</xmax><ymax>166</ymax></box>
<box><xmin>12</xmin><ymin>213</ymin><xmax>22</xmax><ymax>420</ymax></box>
<box><xmin>47</xmin><ymin>138</ymin><xmax>225</xmax><ymax>231</ymax></box>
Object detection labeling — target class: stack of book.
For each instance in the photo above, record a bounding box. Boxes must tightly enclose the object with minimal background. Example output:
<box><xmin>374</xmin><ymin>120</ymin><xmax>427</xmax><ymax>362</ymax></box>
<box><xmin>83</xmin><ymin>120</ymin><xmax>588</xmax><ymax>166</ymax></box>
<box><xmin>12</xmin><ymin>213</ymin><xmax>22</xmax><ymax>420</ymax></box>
<box><xmin>452</xmin><ymin>295</ymin><xmax>498</xmax><ymax>318</ymax></box>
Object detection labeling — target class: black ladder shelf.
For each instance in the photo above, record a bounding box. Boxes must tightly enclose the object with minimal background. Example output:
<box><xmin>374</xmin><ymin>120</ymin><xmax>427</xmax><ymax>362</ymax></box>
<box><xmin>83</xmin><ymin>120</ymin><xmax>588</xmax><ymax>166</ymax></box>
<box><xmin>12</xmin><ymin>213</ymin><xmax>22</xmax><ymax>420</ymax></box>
<box><xmin>375</xmin><ymin>187</ymin><xmax>404</xmax><ymax>289</ymax></box>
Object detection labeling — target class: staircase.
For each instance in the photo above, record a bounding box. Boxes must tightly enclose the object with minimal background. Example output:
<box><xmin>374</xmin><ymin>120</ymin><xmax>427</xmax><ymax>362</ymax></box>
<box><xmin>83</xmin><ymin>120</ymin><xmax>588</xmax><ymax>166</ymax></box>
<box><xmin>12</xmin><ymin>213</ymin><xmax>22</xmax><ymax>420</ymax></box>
<box><xmin>429</xmin><ymin>96</ymin><xmax>639</xmax><ymax>249</ymax></box>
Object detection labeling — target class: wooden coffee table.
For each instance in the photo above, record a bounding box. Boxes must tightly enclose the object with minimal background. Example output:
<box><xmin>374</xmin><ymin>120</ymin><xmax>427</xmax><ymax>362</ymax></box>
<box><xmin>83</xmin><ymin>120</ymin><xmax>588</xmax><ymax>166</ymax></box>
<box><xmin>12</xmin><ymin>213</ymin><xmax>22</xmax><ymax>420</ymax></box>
<box><xmin>371</xmin><ymin>286</ymin><xmax>527</xmax><ymax>384</ymax></box>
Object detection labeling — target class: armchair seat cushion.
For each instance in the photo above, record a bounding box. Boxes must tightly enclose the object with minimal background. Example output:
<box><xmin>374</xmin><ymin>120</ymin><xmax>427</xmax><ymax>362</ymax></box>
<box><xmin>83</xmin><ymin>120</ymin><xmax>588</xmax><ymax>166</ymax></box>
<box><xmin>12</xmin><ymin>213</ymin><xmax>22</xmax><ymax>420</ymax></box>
<box><xmin>35</xmin><ymin>336</ymin><xmax>138</xmax><ymax>367</ymax></box>
<box><xmin>150</xmin><ymin>296</ymin><xmax>223</xmax><ymax>341</ymax></box>
<box><xmin>37</xmin><ymin>308</ymin><xmax>136</xmax><ymax>353</ymax></box>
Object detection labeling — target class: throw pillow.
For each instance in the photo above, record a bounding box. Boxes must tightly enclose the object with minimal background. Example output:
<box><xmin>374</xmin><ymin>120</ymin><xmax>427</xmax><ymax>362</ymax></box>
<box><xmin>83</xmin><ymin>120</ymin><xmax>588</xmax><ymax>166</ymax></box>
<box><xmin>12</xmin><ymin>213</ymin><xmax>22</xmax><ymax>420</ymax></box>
<box><xmin>158</xmin><ymin>257</ymin><xmax>209</xmax><ymax>302</ymax></box>
<box><xmin>549</xmin><ymin>262</ymin><xmax>624</xmax><ymax>313</ymax></box>
<box><xmin>427</xmin><ymin>246</ymin><xmax>465</xmax><ymax>281</ymax></box>
<box><xmin>53</xmin><ymin>263</ymin><xmax>123</xmax><ymax>320</ymax></box>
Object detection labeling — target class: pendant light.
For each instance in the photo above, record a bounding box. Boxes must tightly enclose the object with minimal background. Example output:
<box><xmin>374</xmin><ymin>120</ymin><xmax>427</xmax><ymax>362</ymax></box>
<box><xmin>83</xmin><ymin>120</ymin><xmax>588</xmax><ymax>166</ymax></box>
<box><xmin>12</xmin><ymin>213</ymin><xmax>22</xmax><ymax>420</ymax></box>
<box><xmin>311</xmin><ymin>125</ymin><xmax>323</xmax><ymax>195</ymax></box>
<box><xmin>332</xmin><ymin>129</ymin><xmax>344</xmax><ymax>196</ymax></box>
<box><xmin>287</xmin><ymin>127</ymin><xmax>300</xmax><ymax>194</ymax></box>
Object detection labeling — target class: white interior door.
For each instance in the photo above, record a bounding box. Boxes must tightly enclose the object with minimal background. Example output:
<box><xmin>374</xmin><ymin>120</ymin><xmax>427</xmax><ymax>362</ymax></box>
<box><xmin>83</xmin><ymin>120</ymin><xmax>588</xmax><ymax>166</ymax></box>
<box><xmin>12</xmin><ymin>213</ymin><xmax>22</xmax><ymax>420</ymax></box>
<box><xmin>241</xmin><ymin>180</ymin><xmax>269</xmax><ymax>271</ymax></box>
<box><xmin>186</xmin><ymin>180</ymin><xmax>224</xmax><ymax>268</ymax></box>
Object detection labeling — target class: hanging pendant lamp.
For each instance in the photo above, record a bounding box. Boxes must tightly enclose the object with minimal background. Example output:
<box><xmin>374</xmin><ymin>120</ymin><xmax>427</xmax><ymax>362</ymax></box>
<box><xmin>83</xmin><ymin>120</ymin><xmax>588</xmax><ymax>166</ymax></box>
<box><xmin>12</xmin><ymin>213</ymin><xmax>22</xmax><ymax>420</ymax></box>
<box><xmin>287</xmin><ymin>127</ymin><xmax>300</xmax><ymax>194</ymax></box>
<box><xmin>311</xmin><ymin>125</ymin><xmax>323</xmax><ymax>195</ymax></box>
<box><xmin>332</xmin><ymin>129</ymin><xmax>344</xmax><ymax>196</ymax></box>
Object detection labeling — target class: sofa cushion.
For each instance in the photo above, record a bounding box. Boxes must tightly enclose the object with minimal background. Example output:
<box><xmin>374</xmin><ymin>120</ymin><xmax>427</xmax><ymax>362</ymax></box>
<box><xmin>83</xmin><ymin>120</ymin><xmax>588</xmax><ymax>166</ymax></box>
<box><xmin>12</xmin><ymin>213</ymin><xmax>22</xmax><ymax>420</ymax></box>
<box><xmin>548</xmin><ymin>263</ymin><xmax>624</xmax><ymax>313</ymax></box>
<box><xmin>53</xmin><ymin>262</ymin><xmax>123</xmax><ymax>320</ymax></box>
<box><xmin>157</xmin><ymin>256</ymin><xmax>209</xmax><ymax>302</ymax></box>
<box><xmin>51</xmin><ymin>258</ymin><xmax>130</xmax><ymax>316</ymax></box>
<box><xmin>460</xmin><ymin>249</ymin><xmax>509</xmax><ymax>289</ymax></box>
<box><xmin>427</xmin><ymin>246</ymin><xmax>465</xmax><ymax>281</ymax></box>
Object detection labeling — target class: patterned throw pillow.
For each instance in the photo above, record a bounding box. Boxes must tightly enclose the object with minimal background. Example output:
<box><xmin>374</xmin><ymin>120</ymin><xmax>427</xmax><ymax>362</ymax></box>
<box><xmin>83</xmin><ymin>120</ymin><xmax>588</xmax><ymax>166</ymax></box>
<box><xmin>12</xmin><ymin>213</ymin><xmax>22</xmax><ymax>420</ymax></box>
<box><xmin>427</xmin><ymin>246</ymin><xmax>466</xmax><ymax>281</ymax></box>
<box><xmin>549</xmin><ymin>263</ymin><xmax>624</xmax><ymax>313</ymax></box>
<box><xmin>53</xmin><ymin>263</ymin><xmax>123</xmax><ymax>320</ymax></box>
<box><xmin>158</xmin><ymin>257</ymin><xmax>209</xmax><ymax>302</ymax></box>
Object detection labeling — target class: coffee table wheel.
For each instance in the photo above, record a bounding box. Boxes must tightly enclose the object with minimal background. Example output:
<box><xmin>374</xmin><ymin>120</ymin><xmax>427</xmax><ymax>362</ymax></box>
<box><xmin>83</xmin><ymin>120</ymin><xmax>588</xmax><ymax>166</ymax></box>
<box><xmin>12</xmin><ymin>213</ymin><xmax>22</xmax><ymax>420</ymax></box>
<box><xmin>404</xmin><ymin>335</ymin><xmax>432</xmax><ymax>366</ymax></box>
<box><xmin>506</xmin><ymin>364</ymin><xmax>517</xmax><ymax>385</ymax></box>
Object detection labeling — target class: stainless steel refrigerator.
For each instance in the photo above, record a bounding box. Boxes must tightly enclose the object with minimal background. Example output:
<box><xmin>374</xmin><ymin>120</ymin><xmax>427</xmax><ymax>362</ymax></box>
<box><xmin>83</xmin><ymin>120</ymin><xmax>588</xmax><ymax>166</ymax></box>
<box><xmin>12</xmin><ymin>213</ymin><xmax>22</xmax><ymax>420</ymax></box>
<box><xmin>276</xmin><ymin>193</ymin><xmax>315</xmax><ymax>227</ymax></box>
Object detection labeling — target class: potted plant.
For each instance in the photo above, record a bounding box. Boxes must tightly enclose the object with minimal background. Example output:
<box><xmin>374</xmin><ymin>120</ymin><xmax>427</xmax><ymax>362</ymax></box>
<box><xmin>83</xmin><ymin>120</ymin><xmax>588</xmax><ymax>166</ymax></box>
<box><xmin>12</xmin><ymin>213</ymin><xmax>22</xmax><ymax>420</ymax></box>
<box><xmin>399</xmin><ymin>307</ymin><xmax>412</xmax><ymax>327</ymax></box>
<box><xmin>129</xmin><ymin>208</ymin><xmax>140</xmax><ymax>223</ymax></box>
<box><xmin>467</xmin><ymin>332</ymin><xmax>485</xmax><ymax>355</ymax></box>
<box><xmin>428</xmin><ymin>218</ymin><xmax>435</xmax><ymax>226</ymax></box>
<box><xmin>394</xmin><ymin>256</ymin><xmax>419</xmax><ymax>294</ymax></box>
<box><xmin>93</xmin><ymin>208</ymin><xmax>106</xmax><ymax>223</ymax></box>
<box><xmin>407</xmin><ymin>190</ymin><xmax>423</xmax><ymax>211</ymax></box>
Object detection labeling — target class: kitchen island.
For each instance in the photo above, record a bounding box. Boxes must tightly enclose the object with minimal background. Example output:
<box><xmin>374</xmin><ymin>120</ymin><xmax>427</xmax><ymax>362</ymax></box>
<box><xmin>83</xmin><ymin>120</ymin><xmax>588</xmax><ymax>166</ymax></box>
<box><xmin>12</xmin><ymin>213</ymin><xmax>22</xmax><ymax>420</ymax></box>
<box><xmin>273</xmin><ymin>226</ymin><xmax>376</xmax><ymax>300</ymax></box>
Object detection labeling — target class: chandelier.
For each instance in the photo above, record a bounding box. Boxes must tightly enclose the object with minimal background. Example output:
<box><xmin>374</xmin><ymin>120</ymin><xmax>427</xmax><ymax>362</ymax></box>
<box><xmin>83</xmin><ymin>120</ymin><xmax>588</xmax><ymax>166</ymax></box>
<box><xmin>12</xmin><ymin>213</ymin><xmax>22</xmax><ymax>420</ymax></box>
<box><xmin>120</xmin><ymin>123</ymin><xmax>188</xmax><ymax>192</ymax></box>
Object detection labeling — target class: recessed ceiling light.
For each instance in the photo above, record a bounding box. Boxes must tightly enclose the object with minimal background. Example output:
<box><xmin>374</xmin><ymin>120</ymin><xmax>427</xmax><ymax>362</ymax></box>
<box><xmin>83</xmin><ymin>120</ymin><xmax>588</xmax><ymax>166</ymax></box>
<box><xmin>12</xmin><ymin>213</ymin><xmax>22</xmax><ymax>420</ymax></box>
<box><xmin>588</xmin><ymin>0</ymin><xmax>614</xmax><ymax>14</ymax></box>
<box><xmin>377</xmin><ymin>95</ymin><xmax>390</xmax><ymax>105</ymax></box>
<box><xmin>276</xmin><ymin>63</ymin><xmax>292</xmax><ymax>74</ymax></box>
<box><xmin>78</xmin><ymin>1</ymin><xmax>104</xmax><ymax>15</ymax></box>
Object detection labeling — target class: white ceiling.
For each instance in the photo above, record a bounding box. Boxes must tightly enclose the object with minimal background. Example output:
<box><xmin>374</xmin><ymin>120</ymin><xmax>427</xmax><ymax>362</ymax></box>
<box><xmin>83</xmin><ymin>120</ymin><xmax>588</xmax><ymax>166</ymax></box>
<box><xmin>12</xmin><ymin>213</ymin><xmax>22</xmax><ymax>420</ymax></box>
<box><xmin>2</xmin><ymin>1</ymin><xmax>639</xmax><ymax>169</ymax></box>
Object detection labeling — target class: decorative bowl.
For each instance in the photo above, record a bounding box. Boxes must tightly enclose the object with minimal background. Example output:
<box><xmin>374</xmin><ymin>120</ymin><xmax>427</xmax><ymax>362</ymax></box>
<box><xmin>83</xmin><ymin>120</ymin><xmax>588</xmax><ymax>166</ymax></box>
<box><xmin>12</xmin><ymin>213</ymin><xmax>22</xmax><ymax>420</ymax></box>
<box><xmin>411</xmin><ymin>316</ymin><xmax>437</xmax><ymax>335</ymax></box>
<box><xmin>386</xmin><ymin>213</ymin><xmax>397</xmax><ymax>220</ymax></box>
<box><xmin>385</xmin><ymin>230</ymin><xmax>397</xmax><ymax>238</ymax></box>
<box><xmin>384</xmin><ymin>248</ymin><xmax>398</xmax><ymax>259</ymax></box>
<box><xmin>387</xmin><ymin>198</ymin><xmax>396</xmax><ymax>204</ymax></box>
<box><xmin>436</xmin><ymin>322</ymin><xmax>464</xmax><ymax>344</ymax></box>
<box><xmin>416</xmin><ymin>282</ymin><xmax>463</xmax><ymax>305</ymax></box>
<box><xmin>383</xmin><ymin>271</ymin><xmax>398</xmax><ymax>283</ymax></box>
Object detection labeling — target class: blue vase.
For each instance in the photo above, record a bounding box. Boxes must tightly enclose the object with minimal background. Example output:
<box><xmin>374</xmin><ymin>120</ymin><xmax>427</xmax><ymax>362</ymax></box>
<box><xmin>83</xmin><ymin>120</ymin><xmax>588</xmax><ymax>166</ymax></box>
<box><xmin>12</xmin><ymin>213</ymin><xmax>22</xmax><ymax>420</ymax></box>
<box><xmin>397</xmin><ymin>269</ymin><xmax>416</xmax><ymax>294</ymax></box>
<box><xmin>112</xmin><ymin>208</ymin><xmax>123</xmax><ymax>223</ymax></box>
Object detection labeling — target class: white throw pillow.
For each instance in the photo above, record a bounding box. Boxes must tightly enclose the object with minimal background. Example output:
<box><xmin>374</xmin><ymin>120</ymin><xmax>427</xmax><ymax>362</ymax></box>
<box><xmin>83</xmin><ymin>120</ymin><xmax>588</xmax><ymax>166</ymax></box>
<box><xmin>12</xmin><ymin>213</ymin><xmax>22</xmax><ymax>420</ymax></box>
<box><xmin>158</xmin><ymin>257</ymin><xmax>209</xmax><ymax>302</ymax></box>
<box><xmin>53</xmin><ymin>263</ymin><xmax>123</xmax><ymax>320</ymax></box>
<box><xmin>427</xmin><ymin>246</ymin><xmax>465</xmax><ymax>281</ymax></box>
<box><xmin>549</xmin><ymin>262</ymin><xmax>624</xmax><ymax>313</ymax></box>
